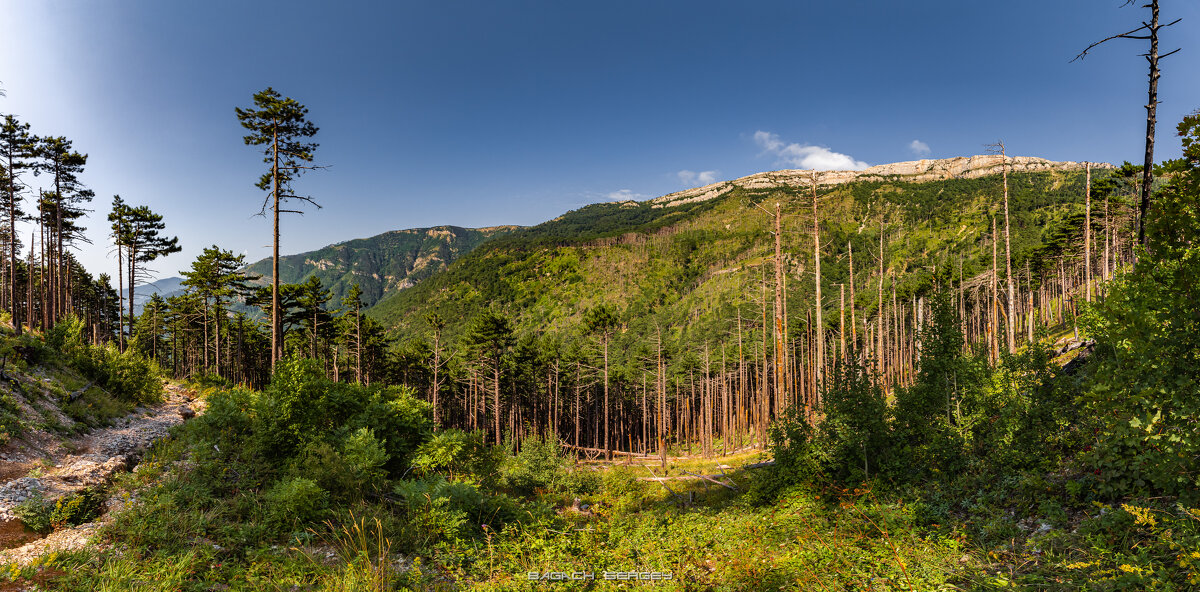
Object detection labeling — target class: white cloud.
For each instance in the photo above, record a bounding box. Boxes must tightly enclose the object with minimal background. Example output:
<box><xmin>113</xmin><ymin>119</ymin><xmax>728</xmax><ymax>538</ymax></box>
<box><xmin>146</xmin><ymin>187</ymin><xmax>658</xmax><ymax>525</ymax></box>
<box><xmin>752</xmin><ymin>131</ymin><xmax>869</xmax><ymax>171</ymax></box>
<box><xmin>606</xmin><ymin>189</ymin><xmax>646</xmax><ymax>201</ymax></box>
<box><xmin>909</xmin><ymin>139</ymin><xmax>931</xmax><ymax>157</ymax></box>
<box><xmin>677</xmin><ymin>169</ymin><xmax>719</xmax><ymax>187</ymax></box>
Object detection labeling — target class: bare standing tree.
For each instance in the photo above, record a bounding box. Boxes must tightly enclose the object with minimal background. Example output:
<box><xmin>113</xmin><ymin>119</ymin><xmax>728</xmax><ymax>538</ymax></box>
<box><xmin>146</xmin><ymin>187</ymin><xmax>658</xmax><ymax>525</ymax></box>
<box><xmin>1073</xmin><ymin>0</ymin><xmax>1180</xmax><ymax>246</ymax></box>
<box><xmin>809</xmin><ymin>171</ymin><xmax>825</xmax><ymax>395</ymax></box>
<box><xmin>986</xmin><ymin>142</ymin><xmax>1016</xmax><ymax>353</ymax></box>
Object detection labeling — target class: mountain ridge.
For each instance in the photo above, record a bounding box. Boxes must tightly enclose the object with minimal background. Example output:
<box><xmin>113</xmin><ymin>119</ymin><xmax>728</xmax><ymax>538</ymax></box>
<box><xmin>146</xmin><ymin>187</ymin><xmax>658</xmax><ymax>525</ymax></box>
<box><xmin>652</xmin><ymin>156</ymin><xmax>1107</xmax><ymax>208</ymax></box>
<box><xmin>242</xmin><ymin>224</ymin><xmax>520</xmax><ymax>308</ymax></box>
<box><xmin>368</xmin><ymin>156</ymin><xmax>1111</xmax><ymax>354</ymax></box>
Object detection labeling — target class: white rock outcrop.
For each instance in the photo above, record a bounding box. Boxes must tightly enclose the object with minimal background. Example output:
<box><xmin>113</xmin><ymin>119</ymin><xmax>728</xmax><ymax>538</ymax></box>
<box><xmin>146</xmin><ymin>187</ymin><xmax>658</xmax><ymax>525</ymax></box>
<box><xmin>651</xmin><ymin>156</ymin><xmax>1109</xmax><ymax>209</ymax></box>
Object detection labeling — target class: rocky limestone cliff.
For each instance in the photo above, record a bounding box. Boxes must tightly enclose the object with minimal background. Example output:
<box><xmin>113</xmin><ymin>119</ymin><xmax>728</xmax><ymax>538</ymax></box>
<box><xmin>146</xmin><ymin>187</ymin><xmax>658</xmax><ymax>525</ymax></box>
<box><xmin>652</xmin><ymin>156</ymin><xmax>1111</xmax><ymax>208</ymax></box>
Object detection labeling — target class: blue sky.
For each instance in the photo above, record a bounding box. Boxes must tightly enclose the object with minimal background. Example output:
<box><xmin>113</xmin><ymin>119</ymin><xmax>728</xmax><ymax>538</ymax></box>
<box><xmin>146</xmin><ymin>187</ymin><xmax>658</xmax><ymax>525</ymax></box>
<box><xmin>1</xmin><ymin>0</ymin><xmax>1198</xmax><ymax>282</ymax></box>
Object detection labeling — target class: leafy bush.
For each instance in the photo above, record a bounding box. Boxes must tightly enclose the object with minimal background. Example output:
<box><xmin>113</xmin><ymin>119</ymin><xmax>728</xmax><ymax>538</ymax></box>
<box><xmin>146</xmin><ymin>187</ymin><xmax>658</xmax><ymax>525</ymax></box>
<box><xmin>818</xmin><ymin>349</ymin><xmax>888</xmax><ymax>484</ymax></box>
<box><xmin>393</xmin><ymin>475</ymin><xmax>538</xmax><ymax>550</ymax></box>
<box><xmin>289</xmin><ymin>441</ymin><xmax>364</xmax><ymax>504</ymax></box>
<box><xmin>890</xmin><ymin>291</ymin><xmax>983</xmax><ymax>480</ymax></box>
<box><xmin>0</xmin><ymin>391</ymin><xmax>21</xmax><ymax>444</ymax></box>
<box><xmin>554</xmin><ymin>467</ymin><xmax>602</xmax><ymax>496</ymax></box>
<box><xmin>340</xmin><ymin>427</ymin><xmax>389</xmax><ymax>489</ymax></box>
<box><xmin>748</xmin><ymin>406</ymin><xmax>821</xmax><ymax>504</ymax></box>
<box><xmin>252</xmin><ymin>358</ymin><xmax>431</xmax><ymax>471</ymax></box>
<box><xmin>1079</xmin><ymin>111</ymin><xmax>1200</xmax><ymax>499</ymax></box>
<box><xmin>13</xmin><ymin>489</ymin><xmax>104</xmax><ymax>533</ymax></box>
<box><xmin>48</xmin><ymin>315</ymin><xmax>163</xmax><ymax>404</ymax></box>
<box><xmin>63</xmin><ymin>386</ymin><xmax>132</xmax><ymax>428</ymax></box>
<box><xmin>50</xmin><ymin>488</ymin><xmax>105</xmax><ymax>528</ymax></box>
<box><xmin>263</xmin><ymin>476</ymin><xmax>328</xmax><ymax>529</ymax></box>
<box><xmin>411</xmin><ymin>428</ymin><xmax>501</xmax><ymax>486</ymax></box>
<box><xmin>13</xmin><ymin>491</ymin><xmax>53</xmax><ymax>533</ymax></box>
<box><xmin>501</xmin><ymin>432</ymin><xmax>567</xmax><ymax>496</ymax></box>
<box><xmin>393</xmin><ymin>477</ymin><xmax>480</xmax><ymax>543</ymax></box>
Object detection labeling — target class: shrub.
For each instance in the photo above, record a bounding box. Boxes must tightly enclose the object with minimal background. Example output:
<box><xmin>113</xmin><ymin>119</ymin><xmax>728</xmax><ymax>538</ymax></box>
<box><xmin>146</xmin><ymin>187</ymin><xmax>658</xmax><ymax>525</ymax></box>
<box><xmin>891</xmin><ymin>291</ymin><xmax>983</xmax><ymax>480</ymax></box>
<box><xmin>13</xmin><ymin>489</ymin><xmax>104</xmax><ymax>533</ymax></box>
<box><xmin>555</xmin><ymin>467</ymin><xmax>602</xmax><ymax>496</ymax></box>
<box><xmin>48</xmin><ymin>315</ymin><xmax>163</xmax><ymax>405</ymax></box>
<box><xmin>290</xmin><ymin>441</ymin><xmax>363</xmax><ymax>504</ymax></box>
<box><xmin>501</xmin><ymin>432</ymin><xmax>567</xmax><ymax>496</ymax></box>
<box><xmin>50</xmin><ymin>488</ymin><xmax>105</xmax><ymax>528</ymax></box>
<box><xmin>13</xmin><ymin>491</ymin><xmax>53</xmax><ymax>533</ymax></box>
<box><xmin>63</xmin><ymin>386</ymin><xmax>131</xmax><ymax>428</ymax></box>
<box><xmin>393</xmin><ymin>477</ymin><xmax>479</xmax><ymax>542</ymax></box>
<box><xmin>340</xmin><ymin>427</ymin><xmax>389</xmax><ymax>489</ymax></box>
<box><xmin>0</xmin><ymin>391</ymin><xmax>21</xmax><ymax>444</ymax></box>
<box><xmin>252</xmin><ymin>358</ymin><xmax>431</xmax><ymax>471</ymax></box>
<box><xmin>263</xmin><ymin>476</ymin><xmax>328</xmax><ymax>530</ymax></box>
<box><xmin>1078</xmin><ymin>111</ymin><xmax>1200</xmax><ymax>499</ymax></box>
<box><xmin>748</xmin><ymin>406</ymin><xmax>821</xmax><ymax>504</ymax></box>
<box><xmin>411</xmin><ymin>428</ymin><xmax>501</xmax><ymax>486</ymax></box>
<box><xmin>392</xmin><ymin>477</ymin><xmax>531</xmax><ymax>550</ymax></box>
<box><xmin>818</xmin><ymin>349</ymin><xmax>888</xmax><ymax>484</ymax></box>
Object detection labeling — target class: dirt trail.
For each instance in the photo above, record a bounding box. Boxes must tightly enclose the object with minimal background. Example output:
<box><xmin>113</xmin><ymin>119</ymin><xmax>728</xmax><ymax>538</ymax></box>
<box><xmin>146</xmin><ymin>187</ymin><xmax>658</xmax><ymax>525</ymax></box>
<box><xmin>0</xmin><ymin>383</ymin><xmax>199</xmax><ymax>565</ymax></box>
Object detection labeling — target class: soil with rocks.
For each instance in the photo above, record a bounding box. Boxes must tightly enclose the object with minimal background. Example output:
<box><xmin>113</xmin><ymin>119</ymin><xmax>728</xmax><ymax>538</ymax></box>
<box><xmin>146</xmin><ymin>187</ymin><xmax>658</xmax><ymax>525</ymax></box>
<box><xmin>0</xmin><ymin>382</ymin><xmax>200</xmax><ymax>565</ymax></box>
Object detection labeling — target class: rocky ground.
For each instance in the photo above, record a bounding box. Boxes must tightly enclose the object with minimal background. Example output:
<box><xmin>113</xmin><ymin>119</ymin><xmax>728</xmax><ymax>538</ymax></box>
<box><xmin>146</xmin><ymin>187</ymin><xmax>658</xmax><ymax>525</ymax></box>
<box><xmin>0</xmin><ymin>383</ymin><xmax>200</xmax><ymax>566</ymax></box>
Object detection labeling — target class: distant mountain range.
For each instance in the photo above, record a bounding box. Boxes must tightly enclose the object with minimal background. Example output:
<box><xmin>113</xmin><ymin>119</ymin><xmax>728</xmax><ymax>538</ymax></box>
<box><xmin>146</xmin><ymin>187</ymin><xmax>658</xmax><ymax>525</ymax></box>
<box><xmin>124</xmin><ymin>226</ymin><xmax>518</xmax><ymax>315</ymax></box>
<box><xmin>242</xmin><ymin>225</ymin><xmax>520</xmax><ymax>308</ymax></box>
<box><xmin>124</xmin><ymin>276</ymin><xmax>187</xmax><ymax>314</ymax></box>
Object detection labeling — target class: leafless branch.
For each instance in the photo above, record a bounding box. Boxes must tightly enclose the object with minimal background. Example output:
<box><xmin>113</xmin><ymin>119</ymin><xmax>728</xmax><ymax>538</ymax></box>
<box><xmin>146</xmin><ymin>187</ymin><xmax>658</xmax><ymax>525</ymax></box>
<box><xmin>1070</xmin><ymin>24</ymin><xmax>1150</xmax><ymax>62</ymax></box>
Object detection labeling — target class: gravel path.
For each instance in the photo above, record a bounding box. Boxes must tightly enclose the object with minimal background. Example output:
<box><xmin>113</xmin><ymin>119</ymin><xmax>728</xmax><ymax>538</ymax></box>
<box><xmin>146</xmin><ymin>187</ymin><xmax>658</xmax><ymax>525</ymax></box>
<box><xmin>0</xmin><ymin>383</ymin><xmax>199</xmax><ymax>566</ymax></box>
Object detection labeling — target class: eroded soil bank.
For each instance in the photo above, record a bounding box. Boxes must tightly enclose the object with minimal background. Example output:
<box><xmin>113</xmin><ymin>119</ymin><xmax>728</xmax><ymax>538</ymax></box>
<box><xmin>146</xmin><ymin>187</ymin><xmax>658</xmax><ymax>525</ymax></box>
<box><xmin>0</xmin><ymin>384</ymin><xmax>199</xmax><ymax>565</ymax></box>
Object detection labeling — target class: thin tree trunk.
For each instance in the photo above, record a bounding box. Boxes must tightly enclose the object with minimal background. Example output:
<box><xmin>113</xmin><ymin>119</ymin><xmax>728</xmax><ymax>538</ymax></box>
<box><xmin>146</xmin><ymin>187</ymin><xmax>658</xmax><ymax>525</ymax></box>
<box><xmin>773</xmin><ymin>202</ymin><xmax>784</xmax><ymax>405</ymax></box>
<box><xmin>849</xmin><ymin>242</ymin><xmax>857</xmax><ymax>350</ymax></box>
<box><xmin>811</xmin><ymin>172</ymin><xmax>823</xmax><ymax>398</ymax></box>
<box><xmin>271</xmin><ymin>120</ymin><xmax>281</xmax><ymax>369</ymax></box>
<box><xmin>1085</xmin><ymin>162</ymin><xmax>1092</xmax><ymax>302</ymax></box>
<box><xmin>1002</xmin><ymin>148</ymin><xmax>1016</xmax><ymax>354</ymax></box>
<box><xmin>1139</xmin><ymin>0</ymin><xmax>1162</xmax><ymax>246</ymax></box>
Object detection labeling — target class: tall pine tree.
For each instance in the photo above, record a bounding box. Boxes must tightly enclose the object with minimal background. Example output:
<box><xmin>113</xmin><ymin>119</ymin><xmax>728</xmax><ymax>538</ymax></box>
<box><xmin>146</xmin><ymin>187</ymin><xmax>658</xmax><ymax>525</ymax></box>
<box><xmin>236</xmin><ymin>88</ymin><xmax>321</xmax><ymax>370</ymax></box>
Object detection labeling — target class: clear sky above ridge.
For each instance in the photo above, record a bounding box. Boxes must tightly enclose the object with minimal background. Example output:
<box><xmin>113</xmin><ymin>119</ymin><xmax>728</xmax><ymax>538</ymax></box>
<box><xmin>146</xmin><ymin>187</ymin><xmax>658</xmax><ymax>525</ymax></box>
<box><xmin>1</xmin><ymin>0</ymin><xmax>1197</xmax><ymax>283</ymax></box>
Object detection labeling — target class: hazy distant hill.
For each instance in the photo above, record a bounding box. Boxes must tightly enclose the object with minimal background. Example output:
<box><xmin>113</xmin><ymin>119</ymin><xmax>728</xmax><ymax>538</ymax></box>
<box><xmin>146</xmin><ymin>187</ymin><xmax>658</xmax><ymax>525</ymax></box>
<box><xmin>243</xmin><ymin>225</ymin><xmax>519</xmax><ymax>308</ymax></box>
<box><xmin>126</xmin><ymin>276</ymin><xmax>187</xmax><ymax>314</ymax></box>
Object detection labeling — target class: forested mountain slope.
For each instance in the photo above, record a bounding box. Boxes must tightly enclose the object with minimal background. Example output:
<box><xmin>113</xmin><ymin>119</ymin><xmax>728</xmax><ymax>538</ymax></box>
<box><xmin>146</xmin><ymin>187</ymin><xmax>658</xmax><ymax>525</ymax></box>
<box><xmin>244</xmin><ymin>225</ymin><xmax>518</xmax><ymax>308</ymax></box>
<box><xmin>370</xmin><ymin>156</ymin><xmax>1111</xmax><ymax>361</ymax></box>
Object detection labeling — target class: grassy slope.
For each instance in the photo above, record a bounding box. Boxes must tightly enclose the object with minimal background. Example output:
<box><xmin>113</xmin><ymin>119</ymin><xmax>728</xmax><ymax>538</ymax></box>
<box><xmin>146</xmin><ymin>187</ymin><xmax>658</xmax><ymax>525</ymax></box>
<box><xmin>0</xmin><ymin>332</ymin><xmax>143</xmax><ymax>448</ymax></box>
<box><xmin>244</xmin><ymin>225</ymin><xmax>518</xmax><ymax>308</ymax></box>
<box><xmin>370</xmin><ymin>169</ymin><xmax>1100</xmax><ymax>357</ymax></box>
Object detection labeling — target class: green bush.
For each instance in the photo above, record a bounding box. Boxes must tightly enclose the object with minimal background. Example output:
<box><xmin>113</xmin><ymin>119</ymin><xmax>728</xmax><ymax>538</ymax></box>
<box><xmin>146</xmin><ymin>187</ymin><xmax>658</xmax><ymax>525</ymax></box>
<box><xmin>48</xmin><ymin>315</ymin><xmax>163</xmax><ymax>405</ymax></box>
<box><xmin>748</xmin><ymin>406</ymin><xmax>821</xmax><ymax>504</ymax></box>
<box><xmin>50</xmin><ymin>488</ymin><xmax>105</xmax><ymax>528</ymax></box>
<box><xmin>1079</xmin><ymin>112</ymin><xmax>1200</xmax><ymax>500</ymax></box>
<box><xmin>818</xmin><ymin>349</ymin><xmax>888</xmax><ymax>484</ymax></box>
<box><xmin>13</xmin><ymin>491</ymin><xmax>53</xmax><ymax>533</ymax></box>
<box><xmin>392</xmin><ymin>476</ymin><xmax>530</xmax><ymax>550</ymax></box>
<box><xmin>0</xmin><ymin>391</ymin><xmax>21</xmax><ymax>444</ymax></box>
<box><xmin>411</xmin><ymin>428</ymin><xmax>501</xmax><ymax>486</ymax></box>
<box><xmin>13</xmin><ymin>488</ymin><xmax>104</xmax><ymax>534</ymax></box>
<box><xmin>263</xmin><ymin>476</ymin><xmax>328</xmax><ymax>530</ymax></box>
<box><xmin>340</xmin><ymin>427</ymin><xmax>389</xmax><ymax>488</ymax></box>
<box><xmin>289</xmin><ymin>441</ymin><xmax>363</xmax><ymax>504</ymax></box>
<box><xmin>555</xmin><ymin>467</ymin><xmax>602</xmax><ymax>496</ymax></box>
<box><xmin>393</xmin><ymin>477</ymin><xmax>479</xmax><ymax>543</ymax></box>
<box><xmin>891</xmin><ymin>291</ymin><xmax>983</xmax><ymax>480</ymax></box>
<box><xmin>501</xmin><ymin>431</ymin><xmax>567</xmax><ymax>496</ymax></box>
<box><xmin>63</xmin><ymin>386</ymin><xmax>132</xmax><ymax>428</ymax></box>
<box><xmin>252</xmin><ymin>358</ymin><xmax>431</xmax><ymax>471</ymax></box>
